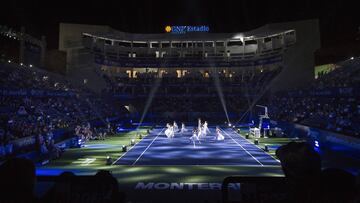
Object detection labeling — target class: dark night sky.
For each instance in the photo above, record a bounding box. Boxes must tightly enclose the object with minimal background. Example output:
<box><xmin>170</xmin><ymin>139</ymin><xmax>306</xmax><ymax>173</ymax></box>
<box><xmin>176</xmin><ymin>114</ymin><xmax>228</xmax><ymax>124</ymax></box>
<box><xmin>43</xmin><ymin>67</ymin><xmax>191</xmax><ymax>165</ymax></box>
<box><xmin>0</xmin><ymin>0</ymin><xmax>359</xmax><ymax>50</ymax></box>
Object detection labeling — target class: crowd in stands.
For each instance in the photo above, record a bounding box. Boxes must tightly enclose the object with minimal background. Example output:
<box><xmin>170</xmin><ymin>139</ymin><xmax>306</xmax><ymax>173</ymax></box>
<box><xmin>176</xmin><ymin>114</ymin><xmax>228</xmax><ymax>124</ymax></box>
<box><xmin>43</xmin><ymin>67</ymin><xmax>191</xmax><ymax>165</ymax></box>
<box><xmin>102</xmin><ymin>67</ymin><xmax>281</xmax><ymax>114</ymax></box>
<box><xmin>0</xmin><ymin>62</ymin><xmax>121</xmax><ymax>161</ymax></box>
<box><xmin>269</xmin><ymin>57</ymin><xmax>360</xmax><ymax>137</ymax></box>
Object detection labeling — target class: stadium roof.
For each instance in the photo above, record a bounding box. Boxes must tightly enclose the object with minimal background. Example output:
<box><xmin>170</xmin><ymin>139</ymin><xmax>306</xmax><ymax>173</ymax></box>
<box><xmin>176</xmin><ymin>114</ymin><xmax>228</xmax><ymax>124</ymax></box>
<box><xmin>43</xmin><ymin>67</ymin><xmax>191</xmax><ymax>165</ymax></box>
<box><xmin>83</xmin><ymin>25</ymin><xmax>294</xmax><ymax>41</ymax></box>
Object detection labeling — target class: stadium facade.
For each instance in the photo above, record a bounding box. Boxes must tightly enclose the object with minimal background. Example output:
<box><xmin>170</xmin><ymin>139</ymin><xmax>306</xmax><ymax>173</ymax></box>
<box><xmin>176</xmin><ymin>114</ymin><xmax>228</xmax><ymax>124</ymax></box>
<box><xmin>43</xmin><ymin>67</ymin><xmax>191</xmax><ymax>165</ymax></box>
<box><xmin>59</xmin><ymin>19</ymin><xmax>320</xmax><ymax>93</ymax></box>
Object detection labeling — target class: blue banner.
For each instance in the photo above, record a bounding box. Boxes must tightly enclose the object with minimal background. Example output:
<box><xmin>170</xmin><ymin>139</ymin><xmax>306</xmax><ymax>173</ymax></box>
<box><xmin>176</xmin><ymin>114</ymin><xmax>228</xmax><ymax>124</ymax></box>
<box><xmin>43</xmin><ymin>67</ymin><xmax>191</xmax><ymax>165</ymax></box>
<box><xmin>0</xmin><ymin>88</ymin><xmax>77</xmax><ymax>97</ymax></box>
<box><xmin>287</xmin><ymin>87</ymin><xmax>359</xmax><ymax>97</ymax></box>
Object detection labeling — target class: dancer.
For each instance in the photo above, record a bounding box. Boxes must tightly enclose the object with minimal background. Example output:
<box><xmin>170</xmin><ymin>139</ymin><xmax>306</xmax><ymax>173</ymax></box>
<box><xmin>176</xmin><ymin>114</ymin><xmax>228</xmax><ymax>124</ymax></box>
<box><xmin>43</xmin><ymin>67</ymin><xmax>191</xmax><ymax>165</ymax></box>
<box><xmin>165</xmin><ymin>123</ymin><xmax>173</xmax><ymax>138</ymax></box>
<box><xmin>169</xmin><ymin>124</ymin><xmax>175</xmax><ymax>138</ymax></box>
<box><xmin>173</xmin><ymin>121</ymin><xmax>179</xmax><ymax>133</ymax></box>
<box><xmin>202</xmin><ymin>121</ymin><xmax>210</xmax><ymax>137</ymax></box>
<box><xmin>180</xmin><ymin>122</ymin><xmax>187</xmax><ymax>133</ymax></box>
<box><xmin>190</xmin><ymin>127</ymin><xmax>201</xmax><ymax>148</ymax></box>
<box><xmin>215</xmin><ymin>126</ymin><xmax>225</xmax><ymax>141</ymax></box>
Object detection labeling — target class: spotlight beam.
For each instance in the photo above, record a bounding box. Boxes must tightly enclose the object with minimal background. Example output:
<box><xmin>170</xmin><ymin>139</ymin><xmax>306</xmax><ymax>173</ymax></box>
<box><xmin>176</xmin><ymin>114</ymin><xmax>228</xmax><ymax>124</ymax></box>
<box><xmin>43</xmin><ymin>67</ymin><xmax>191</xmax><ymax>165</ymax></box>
<box><xmin>137</xmin><ymin>72</ymin><xmax>162</xmax><ymax>129</ymax></box>
<box><xmin>211</xmin><ymin>65</ymin><xmax>230</xmax><ymax>124</ymax></box>
<box><xmin>235</xmin><ymin>66</ymin><xmax>285</xmax><ymax>126</ymax></box>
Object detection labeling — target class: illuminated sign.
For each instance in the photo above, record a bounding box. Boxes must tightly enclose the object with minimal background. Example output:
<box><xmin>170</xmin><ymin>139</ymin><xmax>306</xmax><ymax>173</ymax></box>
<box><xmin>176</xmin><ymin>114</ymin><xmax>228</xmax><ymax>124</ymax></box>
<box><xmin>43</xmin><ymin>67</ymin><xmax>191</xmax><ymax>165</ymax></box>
<box><xmin>165</xmin><ymin>25</ymin><xmax>210</xmax><ymax>34</ymax></box>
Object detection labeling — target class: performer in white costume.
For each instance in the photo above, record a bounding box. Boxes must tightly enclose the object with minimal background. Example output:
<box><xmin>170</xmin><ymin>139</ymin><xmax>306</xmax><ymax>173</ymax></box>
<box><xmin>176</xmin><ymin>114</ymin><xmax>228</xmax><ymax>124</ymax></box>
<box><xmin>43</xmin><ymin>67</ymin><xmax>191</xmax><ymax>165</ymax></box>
<box><xmin>180</xmin><ymin>123</ymin><xmax>187</xmax><ymax>133</ymax></box>
<box><xmin>165</xmin><ymin>123</ymin><xmax>174</xmax><ymax>138</ymax></box>
<box><xmin>201</xmin><ymin>121</ymin><xmax>210</xmax><ymax>137</ymax></box>
<box><xmin>173</xmin><ymin>121</ymin><xmax>179</xmax><ymax>133</ymax></box>
<box><xmin>190</xmin><ymin>127</ymin><xmax>201</xmax><ymax>148</ymax></box>
<box><xmin>215</xmin><ymin>126</ymin><xmax>225</xmax><ymax>141</ymax></box>
<box><xmin>170</xmin><ymin>125</ymin><xmax>175</xmax><ymax>138</ymax></box>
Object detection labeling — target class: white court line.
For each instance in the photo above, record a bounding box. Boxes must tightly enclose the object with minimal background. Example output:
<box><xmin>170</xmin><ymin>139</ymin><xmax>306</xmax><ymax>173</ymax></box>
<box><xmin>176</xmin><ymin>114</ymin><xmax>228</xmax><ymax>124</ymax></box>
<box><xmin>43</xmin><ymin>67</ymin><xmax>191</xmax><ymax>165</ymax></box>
<box><xmin>112</xmin><ymin>128</ymin><xmax>164</xmax><ymax>165</ymax></box>
<box><xmin>220</xmin><ymin>128</ymin><xmax>264</xmax><ymax>166</ymax></box>
<box><xmin>132</xmin><ymin>128</ymin><xmax>165</xmax><ymax>166</ymax></box>
<box><xmin>231</xmin><ymin>129</ymin><xmax>280</xmax><ymax>163</ymax></box>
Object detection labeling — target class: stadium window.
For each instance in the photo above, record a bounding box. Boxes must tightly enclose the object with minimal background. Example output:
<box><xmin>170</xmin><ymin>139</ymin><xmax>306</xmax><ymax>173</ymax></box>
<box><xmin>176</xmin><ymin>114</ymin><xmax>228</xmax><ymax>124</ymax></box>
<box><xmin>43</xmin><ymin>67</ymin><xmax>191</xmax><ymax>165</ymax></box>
<box><xmin>133</xmin><ymin>42</ymin><xmax>148</xmax><ymax>48</ymax></box>
<box><xmin>119</xmin><ymin>41</ymin><xmax>131</xmax><ymax>47</ymax></box>
<box><xmin>187</xmin><ymin>42</ymin><xmax>193</xmax><ymax>47</ymax></box>
<box><xmin>162</xmin><ymin>42</ymin><xmax>170</xmax><ymax>48</ymax></box>
<box><xmin>204</xmin><ymin>42</ymin><xmax>214</xmax><ymax>47</ymax></box>
<box><xmin>216</xmin><ymin>41</ymin><xmax>224</xmax><ymax>47</ymax></box>
<box><xmin>182</xmin><ymin>42</ymin><xmax>187</xmax><ymax>48</ymax></box>
<box><xmin>227</xmin><ymin>40</ymin><xmax>243</xmax><ymax>46</ymax></box>
<box><xmin>196</xmin><ymin>42</ymin><xmax>203</xmax><ymax>47</ymax></box>
<box><xmin>264</xmin><ymin>37</ymin><xmax>271</xmax><ymax>43</ymax></box>
<box><xmin>176</xmin><ymin>70</ymin><xmax>182</xmax><ymax>78</ymax></box>
<box><xmin>245</xmin><ymin>40</ymin><xmax>257</xmax><ymax>45</ymax></box>
<box><xmin>126</xmin><ymin>70</ymin><xmax>132</xmax><ymax>78</ymax></box>
<box><xmin>151</xmin><ymin>42</ymin><xmax>160</xmax><ymax>48</ymax></box>
<box><xmin>172</xmin><ymin>42</ymin><xmax>181</xmax><ymax>48</ymax></box>
<box><xmin>105</xmin><ymin>40</ymin><xmax>112</xmax><ymax>45</ymax></box>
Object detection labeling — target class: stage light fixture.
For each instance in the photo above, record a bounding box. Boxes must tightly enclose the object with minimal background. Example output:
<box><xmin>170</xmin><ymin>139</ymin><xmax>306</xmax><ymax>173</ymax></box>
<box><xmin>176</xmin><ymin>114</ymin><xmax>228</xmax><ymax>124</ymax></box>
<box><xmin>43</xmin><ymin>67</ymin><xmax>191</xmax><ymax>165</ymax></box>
<box><xmin>314</xmin><ymin>140</ymin><xmax>319</xmax><ymax>148</ymax></box>
<box><xmin>131</xmin><ymin>139</ymin><xmax>135</xmax><ymax>146</ymax></box>
<box><xmin>228</xmin><ymin>123</ymin><xmax>232</xmax><ymax>127</ymax></box>
<box><xmin>122</xmin><ymin>145</ymin><xmax>127</xmax><ymax>152</ymax></box>
<box><xmin>106</xmin><ymin>156</ymin><xmax>112</xmax><ymax>165</ymax></box>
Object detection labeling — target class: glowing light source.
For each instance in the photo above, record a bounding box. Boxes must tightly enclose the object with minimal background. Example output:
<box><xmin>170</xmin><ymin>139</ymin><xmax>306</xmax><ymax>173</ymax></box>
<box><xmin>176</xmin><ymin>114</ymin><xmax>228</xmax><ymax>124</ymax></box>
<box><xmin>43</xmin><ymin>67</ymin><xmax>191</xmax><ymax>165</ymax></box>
<box><xmin>29</xmin><ymin>64</ymin><xmax>33</xmax><ymax>67</ymax></box>
<box><xmin>350</xmin><ymin>57</ymin><xmax>354</xmax><ymax>60</ymax></box>
<box><xmin>228</xmin><ymin>123</ymin><xmax>232</xmax><ymax>127</ymax></box>
<box><xmin>314</xmin><ymin>140</ymin><xmax>319</xmax><ymax>148</ymax></box>
<box><xmin>106</xmin><ymin>156</ymin><xmax>112</xmax><ymax>165</ymax></box>
<box><xmin>8</xmin><ymin>60</ymin><xmax>11</xmax><ymax>63</ymax></box>
<box><xmin>20</xmin><ymin>63</ymin><xmax>23</xmax><ymax>66</ymax></box>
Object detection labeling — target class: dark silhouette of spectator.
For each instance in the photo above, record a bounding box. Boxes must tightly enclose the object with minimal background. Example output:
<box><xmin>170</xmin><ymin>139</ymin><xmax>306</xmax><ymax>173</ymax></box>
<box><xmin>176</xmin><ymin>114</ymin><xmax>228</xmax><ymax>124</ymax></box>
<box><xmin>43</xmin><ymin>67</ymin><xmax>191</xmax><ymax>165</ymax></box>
<box><xmin>318</xmin><ymin>168</ymin><xmax>357</xmax><ymax>203</ymax></box>
<box><xmin>276</xmin><ymin>141</ymin><xmax>322</xmax><ymax>203</ymax></box>
<box><xmin>94</xmin><ymin>170</ymin><xmax>125</xmax><ymax>203</ymax></box>
<box><xmin>41</xmin><ymin>171</ymin><xmax>75</xmax><ymax>203</ymax></box>
<box><xmin>41</xmin><ymin>170</ymin><xmax>124</xmax><ymax>203</ymax></box>
<box><xmin>0</xmin><ymin>158</ymin><xmax>37</xmax><ymax>203</ymax></box>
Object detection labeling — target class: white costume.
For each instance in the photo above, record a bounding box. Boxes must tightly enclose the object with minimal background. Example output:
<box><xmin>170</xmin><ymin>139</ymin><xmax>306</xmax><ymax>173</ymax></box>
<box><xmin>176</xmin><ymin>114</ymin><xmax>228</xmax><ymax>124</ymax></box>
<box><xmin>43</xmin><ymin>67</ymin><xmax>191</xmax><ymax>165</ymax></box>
<box><xmin>190</xmin><ymin>129</ymin><xmax>201</xmax><ymax>148</ymax></box>
<box><xmin>215</xmin><ymin>127</ymin><xmax>225</xmax><ymax>141</ymax></box>
<box><xmin>165</xmin><ymin>123</ymin><xmax>174</xmax><ymax>138</ymax></box>
<box><xmin>173</xmin><ymin>121</ymin><xmax>179</xmax><ymax>132</ymax></box>
<box><xmin>180</xmin><ymin>123</ymin><xmax>187</xmax><ymax>133</ymax></box>
<box><xmin>201</xmin><ymin>121</ymin><xmax>210</xmax><ymax>137</ymax></box>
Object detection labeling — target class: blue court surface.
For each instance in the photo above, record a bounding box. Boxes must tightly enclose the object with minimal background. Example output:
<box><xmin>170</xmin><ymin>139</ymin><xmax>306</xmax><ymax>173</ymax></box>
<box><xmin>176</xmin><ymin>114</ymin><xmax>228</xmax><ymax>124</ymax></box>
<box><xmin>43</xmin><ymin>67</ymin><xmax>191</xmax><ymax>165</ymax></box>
<box><xmin>114</xmin><ymin>126</ymin><xmax>280</xmax><ymax>166</ymax></box>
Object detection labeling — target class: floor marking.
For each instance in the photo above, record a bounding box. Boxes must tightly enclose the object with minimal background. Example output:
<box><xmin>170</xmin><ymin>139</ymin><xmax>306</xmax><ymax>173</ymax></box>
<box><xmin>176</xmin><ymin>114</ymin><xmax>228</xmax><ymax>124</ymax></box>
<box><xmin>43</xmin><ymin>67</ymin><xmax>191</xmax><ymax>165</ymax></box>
<box><xmin>231</xmin><ymin>129</ymin><xmax>281</xmax><ymax>163</ymax></box>
<box><xmin>132</xmin><ymin>128</ymin><xmax>165</xmax><ymax>166</ymax></box>
<box><xmin>220</xmin><ymin>128</ymin><xmax>264</xmax><ymax>166</ymax></box>
<box><xmin>112</xmin><ymin>128</ymin><xmax>164</xmax><ymax>165</ymax></box>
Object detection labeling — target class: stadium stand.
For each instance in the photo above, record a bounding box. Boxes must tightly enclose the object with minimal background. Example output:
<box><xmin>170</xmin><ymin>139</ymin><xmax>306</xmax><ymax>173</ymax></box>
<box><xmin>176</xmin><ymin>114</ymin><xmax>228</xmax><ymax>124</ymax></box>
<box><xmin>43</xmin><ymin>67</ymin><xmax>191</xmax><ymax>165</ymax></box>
<box><xmin>0</xmin><ymin>61</ymin><xmax>125</xmax><ymax>163</ymax></box>
<box><xmin>269</xmin><ymin>57</ymin><xmax>360</xmax><ymax>137</ymax></box>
